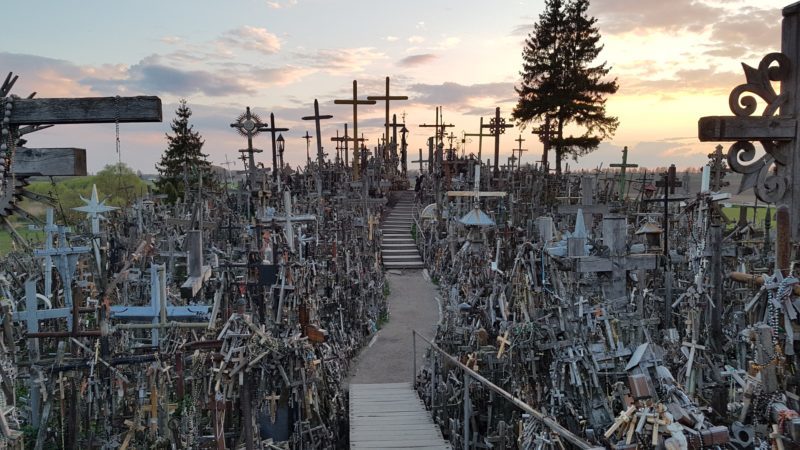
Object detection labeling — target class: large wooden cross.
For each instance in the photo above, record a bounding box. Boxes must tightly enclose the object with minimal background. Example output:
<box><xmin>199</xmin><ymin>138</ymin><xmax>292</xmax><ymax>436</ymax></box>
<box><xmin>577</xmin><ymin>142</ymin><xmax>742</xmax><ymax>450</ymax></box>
<box><xmin>368</xmin><ymin>76</ymin><xmax>407</xmax><ymax>167</ymax></box>
<box><xmin>334</xmin><ymin>80</ymin><xmax>376</xmax><ymax>179</ymax></box>
<box><xmin>301</xmin><ymin>99</ymin><xmax>333</xmax><ymax>168</ymax></box>
<box><xmin>464</xmin><ymin>117</ymin><xmax>493</xmax><ymax>162</ymax></box>
<box><xmin>609</xmin><ymin>146</ymin><xmax>638</xmax><ymax>200</ymax></box>
<box><xmin>698</xmin><ymin>4</ymin><xmax>800</xmax><ymax>241</ymax></box>
<box><xmin>258</xmin><ymin>113</ymin><xmax>289</xmax><ymax>182</ymax></box>
<box><xmin>419</xmin><ymin>106</ymin><xmax>454</xmax><ymax>149</ymax></box>
<box><xmin>1</xmin><ymin>73</ymin><xmax>161</xmax><ymax>179</ymax></box>
<box><xmin>482</xmin><ymin>107</ymin><xmax>514</xmax><ymax>174</ymax></box>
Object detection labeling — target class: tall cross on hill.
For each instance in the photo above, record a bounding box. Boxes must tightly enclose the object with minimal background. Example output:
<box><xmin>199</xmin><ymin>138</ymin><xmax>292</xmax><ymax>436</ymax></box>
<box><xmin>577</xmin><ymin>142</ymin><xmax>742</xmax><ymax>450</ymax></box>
<box><xmin>419</xmin><ymin>107</ymin><xmax>454</xmax><ymax>148</ymax></box>
<box><xmin>302</xmin><ymin>99</ymin><xmax>333</xmax><ymax>167</ymax></box>
<box><xmin>464</xmin><ymin>117</ymin><xmax>493</xmax><ymax>162</ymax></box>
<box><xmin>368</xmin><ymin>76</ymin><xmax>408</xmax><ymax>169</ymax></box>
<box><xmin>230</xmin><ymin>106</ymin><xmax>264</xmax><ymax>192</ymax></box>
<box><xmin>609</xmin><ymin>146</ymin><xmax>638</xmax><ymax>199</ymax></box>
<box><xmin>334</xmin><ymin>80</ymin><xmax>376</xmax><ymax>180</ymax></box>
<box><xmin>482</xmin><ymin>107</ymin><xmax>514</xmax><ymax>174</ymax></box>
<box><xmin>258</xmin><ymin>113</ymin><xmax>289</xmax><ymax>182</ymax></box>
<box><xmin>302</xmin><ymin>131</ymin><xmax>313</xmax><ymax>163</ymax></box>
<box><xmin>514</xmin><ymin>135</ymin><xmax>527</xmax><ymax>170</ymax></box>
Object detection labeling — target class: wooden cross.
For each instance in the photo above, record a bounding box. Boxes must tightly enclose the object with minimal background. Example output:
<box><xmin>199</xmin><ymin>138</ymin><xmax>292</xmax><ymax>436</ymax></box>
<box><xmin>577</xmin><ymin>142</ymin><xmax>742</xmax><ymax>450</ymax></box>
<box><xmin>482</xmin><ymin>107</ymin><xmax>514</xmax><ymax>174</ymax></box>
<box><xmin>231</xmin><ymin>106</ymin><xmax>265</xmax><ymax>193</ymax></box>
<box><xmin>531</xmin><ymin>117</ymin><xmax>554</xmax><ymax>171</ymax></box>
<box><xmin>271</xmin><ymin>189</ymin><xmax>315</xmax><ymax>252</ymax></box>
<box><xmin>334</xmin><ymin>80</ymin><xmax>376</xmax><ymax>179</ymax></box>
<box><xmin>558</xmin><ymin>176</ymin><xmax>608</xmax><ymax>230</ymax></box>
<box><xmin>412</xmin><ymin>148</ymin><xmax>429</xmax><ymax>172</ymax></box>
<box><xmin>419</xmin><ymin>106</ymin><xmax>454</xmax><ymax>149</ymax></box>
<box><xmin>368</xmin><ymin>76</ymin><xmax>408</xmax><ymax>167</ymax></box>
<box><xmin>496</xmin><ymin>330</ymin><xmax>511</xmax><ymax>358</ymax></box>
<box><xmin>707</xmin><ymin>144</ymin><xmax>730</xmax><ymax>191</ymax></box>
<box><xmin>330</xmin><ymin>127</ymin><xmax>347</xmax><ymax>166</ymax></box>
<box><xmin>464</xmin><ymin>117</ymin><xmax>493</xmax><ymax>162</ymax></box>
<box><xmin>573</xmin><ymin>215</ymin><xmax>658</xmax><ymax>300</ymax></box>
<box><xmin>180</xmin><ymin>230</ymin><xmax>212</xmax><ymax>298</ymax></box>
<box><xmin>681</xmin><ymin>340</ymin><xmax>706</xmax><ymax>394</ymax></box>
<box><xmin>1</xmin><ymin>74</ymin><xmax>161</xmax><ymax>183</ymax></box>
<box><xmin>301</xmin><ymin>99</ymin><xmax>333</xmax><ymax>168</ymax></box>
<box><xmin>385</xmin><ymin>114</ymin><xmax>407</xmax><ymax>172</ymax></box>
<box><xmin>653</xmin><ymin>165</ymin><xmax>685</xmax><ymax>260</ymax></box>
<box><xmin>302</xmin><ymin>130</ymin><xmax>313</xmax><ymax>163</ymax></box>
<box><xmin>698</xmin><ymin>5</ymin><xmax>800</xmax><ymax>240</ymax></box>
<box><xmin>257</xmin><ymin>113</ymin><xmax>289</xmax><ymax>182</ymax></box>
<box><xmin>514</xmin><ymin>134</ymin><xmax>527</xmax><ymax>170</ymax></box>
<box><xmin>609</xmin><ymin>146</ymin><xmax>638</xmax><ymax>200</ymax></box>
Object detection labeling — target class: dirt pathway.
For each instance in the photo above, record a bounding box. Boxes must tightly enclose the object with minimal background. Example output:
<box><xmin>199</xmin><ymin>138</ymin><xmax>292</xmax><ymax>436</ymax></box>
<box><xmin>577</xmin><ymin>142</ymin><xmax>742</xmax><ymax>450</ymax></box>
<box><xmin>349</xmin><ymin>270</ymin><xmax>440</xmax><ymax>384</ymax></box>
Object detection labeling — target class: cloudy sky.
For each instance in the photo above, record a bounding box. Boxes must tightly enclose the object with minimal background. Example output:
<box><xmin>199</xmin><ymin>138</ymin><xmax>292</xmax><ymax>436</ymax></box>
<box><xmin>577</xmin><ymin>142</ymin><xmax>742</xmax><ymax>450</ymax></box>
<box><xmin>1</xmin><ymin>0</ymin><xmax>788</xmax><ymax>173</ymax></box>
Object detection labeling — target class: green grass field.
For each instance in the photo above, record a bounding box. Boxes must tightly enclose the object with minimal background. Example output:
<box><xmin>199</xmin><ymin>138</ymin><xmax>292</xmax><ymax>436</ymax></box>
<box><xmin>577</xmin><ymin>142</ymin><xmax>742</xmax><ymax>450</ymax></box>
<box><xmin>0</xmin><ymin>226</ymin><xmax>44</xmax><ymax>255</ymax></box>
<box><xmin>721</xmin><ymin>205</ymin><xmax>774</xmax><ymax>227</ymax></box>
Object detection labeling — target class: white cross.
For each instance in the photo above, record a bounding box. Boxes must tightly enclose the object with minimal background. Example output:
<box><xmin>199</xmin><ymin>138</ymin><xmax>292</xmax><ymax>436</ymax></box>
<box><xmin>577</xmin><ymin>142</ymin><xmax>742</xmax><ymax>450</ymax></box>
<box><xmin>72</xmin><ymin>184</ymin><xmax>117</xmax><ymax>235</ymax></box>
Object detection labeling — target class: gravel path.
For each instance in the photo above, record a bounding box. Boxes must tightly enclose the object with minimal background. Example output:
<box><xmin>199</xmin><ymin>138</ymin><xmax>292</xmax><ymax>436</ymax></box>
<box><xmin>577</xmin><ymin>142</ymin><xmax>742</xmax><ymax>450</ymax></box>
<box><xmin>349</xmin><ymin>270</ymin><xmax>440</xmax><ymax>384</ymax></box>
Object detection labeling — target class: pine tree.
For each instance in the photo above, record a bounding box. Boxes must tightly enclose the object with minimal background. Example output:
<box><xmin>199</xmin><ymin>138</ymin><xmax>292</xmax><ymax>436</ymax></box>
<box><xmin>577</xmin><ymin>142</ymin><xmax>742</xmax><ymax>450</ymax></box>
<box><xmin>155</xmin><ymin>99</ymin><xmax>210</xmax><ymax>203</ymax></box>
<box><xmin>513</xmin><ymin>0</ymin><xmax>618</xmax><ymax>174</ymax></box>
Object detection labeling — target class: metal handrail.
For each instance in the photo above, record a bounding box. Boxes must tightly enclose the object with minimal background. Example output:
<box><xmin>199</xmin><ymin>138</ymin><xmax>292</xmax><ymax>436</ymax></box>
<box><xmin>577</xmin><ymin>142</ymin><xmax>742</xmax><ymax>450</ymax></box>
<box><xmin>411</xmin><ymin>329</ymin><xmax>598</xmax><ymax>450</ymax></box>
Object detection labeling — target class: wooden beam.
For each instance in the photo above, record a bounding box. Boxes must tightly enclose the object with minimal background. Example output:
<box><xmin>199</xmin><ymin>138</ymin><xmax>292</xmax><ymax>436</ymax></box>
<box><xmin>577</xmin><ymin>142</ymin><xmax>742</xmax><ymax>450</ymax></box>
<box><xmin>10</xmin><ymin>96</ymin><xmax>162</xmax><ymax>125</ymax></box>
<box><xmin>13</xmin><ymin>147</ymin><xmax>87</xmax><ymax>176</ymax></box>
<box><xmin>698</xmin><ymin>116</ymin><xmax>796</xmax><ymax>141</ymax></box>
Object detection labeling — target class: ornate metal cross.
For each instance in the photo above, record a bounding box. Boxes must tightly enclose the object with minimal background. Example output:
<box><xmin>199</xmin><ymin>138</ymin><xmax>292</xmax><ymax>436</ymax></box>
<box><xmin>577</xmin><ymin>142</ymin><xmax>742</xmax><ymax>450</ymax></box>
<box><xmin>482</xmin><ymin>107</ymin><xmax>514</xmax><ymax>174</ymax></box>
<box><xmin>698</xmin><ymin>4</ymin><xmax>800</xmax><ymax>240</ymax></box>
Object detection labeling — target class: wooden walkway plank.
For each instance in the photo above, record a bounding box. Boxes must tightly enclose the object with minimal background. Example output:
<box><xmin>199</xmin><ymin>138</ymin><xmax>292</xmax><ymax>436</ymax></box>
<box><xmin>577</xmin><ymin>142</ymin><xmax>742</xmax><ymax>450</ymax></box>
<box><xmin>350</xmin><ymin>382</ymin><xmax>450</xmax><ymax>449</ymax></box>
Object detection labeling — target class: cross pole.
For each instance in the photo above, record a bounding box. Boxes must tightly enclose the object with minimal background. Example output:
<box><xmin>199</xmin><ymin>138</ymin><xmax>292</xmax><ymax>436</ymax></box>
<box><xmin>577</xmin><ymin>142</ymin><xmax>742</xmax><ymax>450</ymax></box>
<box><xmin>302</xmin><ymin>131</ymin><xmax>313</xmax><ymax>163</ymax></box>
<box><xmin>609</xmin><ymin>146</ymin><xmax>638</xmax><ymax>200</ymax></box>
<box><xmin>419</xmin><ymin>107</ymin><xmax>454</xmax><ymax>149</ymax></box>
<box><xmin>330</xmin><ymin>124</ymin><xmax>349</xmax><ymax>167</ymax></box>
<box><xmin>464</xmin><ymin>117</ymin><xmax>493</xmax><ymax>162</ymax></box>
<box><xmin>368</xmin><ymin>76</ymin><xmax>408</xmax><ymax>168</ymax></box>
<box><xmin>514</xmin><ymin>135</ymin><xmax>527</xmax><ymax>170</ymax></box>
<box><xmin>258</xmin><ymin>113</ymin><xmax>289</xmax><ymax>182</ymax></box>
<box><xmin>334</xmin><ymin>80</ymin><xmax>376</xmax><ymax>179</ymax></box>
<box><xmin>302</xmin><ymin>99</ymin><xmax>333</xmax><ymax>168</ymax></box>
<box><xmin>482</xmin><ymin>107</ymin><xmax>514</xmax><ymax>174</ymax></box>
<box><xmin>412</xmin><ymin>148</ymin><xmax>429</xmax><ymax>172</ymax></box>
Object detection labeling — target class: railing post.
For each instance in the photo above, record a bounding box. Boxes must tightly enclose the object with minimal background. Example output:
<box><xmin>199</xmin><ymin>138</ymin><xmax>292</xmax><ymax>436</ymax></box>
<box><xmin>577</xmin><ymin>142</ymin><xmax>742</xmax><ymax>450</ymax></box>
<box><xmin>412</xmin><ymin>330</ymin><xmax>417</xmax><ymax>386</ymax></box>
<box><xmin>463</xmin><ymin>370</ymin><xmax>470</xmax><ymax>450</ymax></box>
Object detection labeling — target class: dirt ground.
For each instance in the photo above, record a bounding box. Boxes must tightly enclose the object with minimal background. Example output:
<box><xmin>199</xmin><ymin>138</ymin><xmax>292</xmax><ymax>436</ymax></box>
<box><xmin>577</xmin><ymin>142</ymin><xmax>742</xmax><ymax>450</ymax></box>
<box><xmin>348</xmin><ymin>270</ymin><xmax>440</xmax><ymax>384</ymax></box>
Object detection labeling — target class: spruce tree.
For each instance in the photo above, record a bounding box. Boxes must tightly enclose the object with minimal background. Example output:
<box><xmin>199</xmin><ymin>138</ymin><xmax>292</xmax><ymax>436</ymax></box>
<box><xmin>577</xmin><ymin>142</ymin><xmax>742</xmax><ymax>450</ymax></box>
<box><xmin>155</xmin><ymin>100</ymin><xmax>210</xmax><ymax>203</ymax></box>
<box><xmin>513</xmin><ymin>0</ymin><xmax>618</xmax><ymax>174</ymax></box>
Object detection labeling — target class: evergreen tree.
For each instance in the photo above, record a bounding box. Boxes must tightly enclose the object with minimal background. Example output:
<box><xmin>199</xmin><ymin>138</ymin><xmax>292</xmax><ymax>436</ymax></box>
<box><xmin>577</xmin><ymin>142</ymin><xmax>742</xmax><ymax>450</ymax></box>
<box><xmin>155</xmin><ymin>99</ymin><xmax>210</xmax><ymax>203</ymax></box>
<box><xmin>513</xmin><ymin>0</ymin><xmax>618</xmax><ymax>174</ymax></box>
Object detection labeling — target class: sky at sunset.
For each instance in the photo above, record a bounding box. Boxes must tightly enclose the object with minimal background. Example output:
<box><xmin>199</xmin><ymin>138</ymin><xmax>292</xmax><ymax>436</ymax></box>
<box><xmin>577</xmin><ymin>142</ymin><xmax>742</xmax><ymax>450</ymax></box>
<box><xmin>1</xmin><ymin>0</ymin><xmax>790</xmax><ymax>174</ymax></box>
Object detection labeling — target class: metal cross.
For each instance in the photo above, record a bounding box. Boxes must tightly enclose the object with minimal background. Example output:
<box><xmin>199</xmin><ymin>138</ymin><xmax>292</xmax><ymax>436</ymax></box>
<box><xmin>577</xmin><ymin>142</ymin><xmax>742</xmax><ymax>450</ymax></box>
<box><xmin>482</xmin><ymin>107</ymin><xmax>513</xmax><ymax>174</ymax></box>
<box><xmin>419</xmin><ymin>106</ymin><xmax>454</xmax><ymax>148</ymax></box>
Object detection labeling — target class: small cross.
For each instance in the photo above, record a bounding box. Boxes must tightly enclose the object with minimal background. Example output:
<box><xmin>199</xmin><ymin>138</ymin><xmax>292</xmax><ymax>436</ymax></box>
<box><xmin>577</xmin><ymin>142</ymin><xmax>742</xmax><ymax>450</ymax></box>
<box><xmin>496</xmin><ymin>330</ymin><xmax>511</xmax><ymax>358</ymax></box>
<box><xmin>412</xmin><ymin>148</ymin><xmax>429</xmax><ymax>172</ymax></box>
<box><xmin>419</xmin><ymin>106</ymin><xmax>454</xmax><ymax>148</ymax></box>
<box><xmin>464</xmin><ymin>117</ymin><xmax>494</xmax><ymax>162</ymax></box>
<box><xmin>513</xmin><ymin>134</ymin><xmax>527</xmax><ymax>170</ymax></box>
<box><xmin>73</xmin><ymin>184</ymin><xmax>117</xmax><ymax>235</ymax></box>
<box><xmin>609</xmin><ymin>146</ymin><xmax>638</xmax><ymax>200</ymax></box>
<box><xmin>302</xmin><ymin>131</ymin><xmax>313</xmax><ymax>163</ymax></box>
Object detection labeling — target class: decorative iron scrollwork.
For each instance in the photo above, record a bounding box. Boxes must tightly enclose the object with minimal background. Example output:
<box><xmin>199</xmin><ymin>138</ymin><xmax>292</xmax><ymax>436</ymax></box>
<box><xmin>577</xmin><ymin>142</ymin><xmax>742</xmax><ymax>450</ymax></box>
<box><xmin>725</xmin><ymin>52</ymin><xmax>791</xmax><ymax>203</ymax></box>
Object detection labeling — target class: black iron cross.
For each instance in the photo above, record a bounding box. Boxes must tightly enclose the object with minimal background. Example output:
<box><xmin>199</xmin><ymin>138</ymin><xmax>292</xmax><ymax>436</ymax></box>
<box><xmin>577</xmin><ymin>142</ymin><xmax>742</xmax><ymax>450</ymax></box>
<box><xmin>482</xmin><ymin>107</ymin><xmax>514</xmax><ymax>174</ymax></box>
<box><xmin>257</xmin><ymin>113</ymin><xmax>289</xmax><ymax>182</ymax></box>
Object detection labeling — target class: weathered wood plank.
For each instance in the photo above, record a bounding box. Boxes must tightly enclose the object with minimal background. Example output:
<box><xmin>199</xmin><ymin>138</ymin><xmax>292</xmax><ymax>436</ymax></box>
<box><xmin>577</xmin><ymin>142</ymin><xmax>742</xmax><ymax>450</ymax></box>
<box><xmin>13</xmin><ymin>147</ymin><xmax>87</xmax><ymax>176</ymax></box>
<box><xmin>698</xmin><ymin>116</ymin><xmax>796</xmax><ymax>141</ymax></box>
<box><xmin>10</xmin><ymin>96</ymin><xmax>162</xmax><ymax>125</ymax></box>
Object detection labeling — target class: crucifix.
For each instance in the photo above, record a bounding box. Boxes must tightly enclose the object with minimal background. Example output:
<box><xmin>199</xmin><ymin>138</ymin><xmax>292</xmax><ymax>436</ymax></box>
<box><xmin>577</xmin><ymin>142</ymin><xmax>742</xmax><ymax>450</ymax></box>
<box><xmin>412</xmin><ymin>148</ymin><xmax>429</xmax><ymax>173</ymax></box>
<box><xmin>419</xmin><ymin>106</ymin><xmax>454</xmax><ymax>149</ymax></box>
<box><xmin>464</xmin><ymin>117</ymin><xmax>493</xmax><ymax>163</ymax></box>
<box><xmin>368</xmin><ymin>76</ymin><xmax>408</xmax><ymax>169</ymax></box>
<box><xmin>698</xmin><ymin>4</ymin><xmax>800</xmax><ymax>242</ymax></box>
<box><xmin>531</xmin><ymin>117</ymin><xmax>553</xmax><ymax>171</ymax></box>
<box><xmin>301</xmin><ymin>99</ymin><xmax>333</xmax><ymax>168</ymax></box>
<box><xmin>258</xmin><ymin>113</ymin><xmax>289</xmax><ymax>183</ymax></box>
<box><xmin>706</xmin><ymin>144</ymin><xmax>730</xmax><ymax>191</ymax></box>
<box><xmin>514</xmin><ymin>135</ymin><xmax>527</xmax><ymax>170</ymax></box>
<box><xmin>385</xmin><ymin>114</ymin><xmax>406</xmax><ymax>171</ymax></box>
<box><xmin>334</xmin><ymin>80</ymin><xmax>376</xmax><ymax>179</ymax></box>
<box><xmin>230</xmin><ymin>107</ymin><xmax>265</xmax><ymax>195</ymax></box>
<box><xmin>482</xmin><ymin>107</ymin><xmax>514</xmax><ymax>175</ymax></box>
<box><xmin>302</xmin><ymin>131</ymin><xmax>313</xmax><ymax>163</ymax></box>
<box><xmin>609</xmin><ymin>146</ymin><xmax>638</xmax><ymax>200</ymax></box>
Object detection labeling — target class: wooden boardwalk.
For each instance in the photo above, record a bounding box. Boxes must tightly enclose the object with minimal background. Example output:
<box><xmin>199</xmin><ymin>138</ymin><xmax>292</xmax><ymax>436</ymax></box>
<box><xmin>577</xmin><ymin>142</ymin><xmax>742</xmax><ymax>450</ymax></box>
<box><xmin>349</xmin><ymin>382</ymin><xmax>450</xmax><ymax>449</ymax></box>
